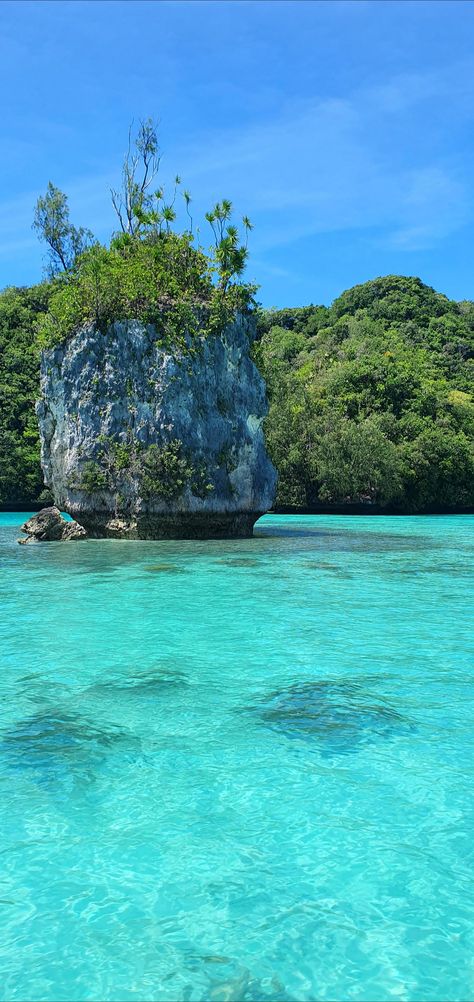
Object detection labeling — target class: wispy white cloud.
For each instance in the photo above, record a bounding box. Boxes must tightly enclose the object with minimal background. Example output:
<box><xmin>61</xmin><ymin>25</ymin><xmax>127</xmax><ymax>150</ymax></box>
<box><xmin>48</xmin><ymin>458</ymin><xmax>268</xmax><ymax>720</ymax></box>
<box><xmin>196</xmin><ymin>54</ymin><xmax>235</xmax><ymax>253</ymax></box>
<box><xmin>167</xmin><ymin>70</ymin><xmax>473</xmax><ymax>259</ymax></box>
<box><xmin>1</xmin><ymin>61</ymin><xmax>473</xmax><ymax>277</ymax></box>
<box><xmin>388</xmin><ymin>167</ymin><xmax>467</xmax><ymax>250</ymax></box>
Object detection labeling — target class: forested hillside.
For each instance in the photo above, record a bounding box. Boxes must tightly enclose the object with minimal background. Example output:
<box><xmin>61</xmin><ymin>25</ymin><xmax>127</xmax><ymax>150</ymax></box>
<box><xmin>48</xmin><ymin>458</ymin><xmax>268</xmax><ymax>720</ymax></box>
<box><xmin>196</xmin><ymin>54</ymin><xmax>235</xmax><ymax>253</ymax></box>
<box><xmin>0</xmin><ymin>284</ymin><xmax>52</xmax><ymax>507</ymax></box>
<box><xmin>255</xmin><ymin>276</ymin><xmax>474</xmax><ymax>511</ymax></box>
<box><xmin>1</xmin><ymin>274</ymin><xmax>473</xmax><ymax>511</ymax></box>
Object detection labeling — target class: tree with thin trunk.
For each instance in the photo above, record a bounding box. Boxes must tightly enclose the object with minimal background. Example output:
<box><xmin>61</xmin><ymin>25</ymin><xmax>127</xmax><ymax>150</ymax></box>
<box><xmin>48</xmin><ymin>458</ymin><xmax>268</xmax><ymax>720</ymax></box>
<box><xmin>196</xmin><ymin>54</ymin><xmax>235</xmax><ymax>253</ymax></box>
<box><xmin>33</xmin><ymin>183</ymin><xmax>93</xmax><ymax>275</ymax></box>
<box><xmin>110</xmin><ymin>119</ymin><xmax>163</xmax><ymax>236</ymax></box>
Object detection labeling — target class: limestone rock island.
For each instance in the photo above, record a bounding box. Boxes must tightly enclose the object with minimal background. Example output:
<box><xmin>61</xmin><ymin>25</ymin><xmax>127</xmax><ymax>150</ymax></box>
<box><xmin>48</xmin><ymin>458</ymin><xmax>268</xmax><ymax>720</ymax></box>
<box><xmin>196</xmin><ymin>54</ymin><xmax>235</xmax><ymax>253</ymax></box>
<box><xmin>36</xmin><ymin>314</ymin><xmax>277</xmax><ymax>538</ymax></box>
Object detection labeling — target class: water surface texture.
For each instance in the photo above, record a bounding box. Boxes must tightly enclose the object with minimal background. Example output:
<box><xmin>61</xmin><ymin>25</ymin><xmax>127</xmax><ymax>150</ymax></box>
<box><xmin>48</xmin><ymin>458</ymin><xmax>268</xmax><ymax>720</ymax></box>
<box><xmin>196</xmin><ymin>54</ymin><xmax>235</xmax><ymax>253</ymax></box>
<box><xmin>0</xmin><ymin>513</ymin><xmax>473</xmax><ymax>1002</ymax></box>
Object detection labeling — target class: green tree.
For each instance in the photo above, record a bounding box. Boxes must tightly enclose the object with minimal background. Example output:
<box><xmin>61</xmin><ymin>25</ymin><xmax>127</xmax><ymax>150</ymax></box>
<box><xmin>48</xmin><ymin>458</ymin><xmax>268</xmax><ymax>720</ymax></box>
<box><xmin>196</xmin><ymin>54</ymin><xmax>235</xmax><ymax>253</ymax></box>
<box><xmin>33</xmin><ymin>182</ymin><xmax>93</xmax><ymax>275</ymax></box>
<box><xmin>205</xmin><ymin>201</ymin><xmax>250</xmax><ymax>292</ymax></box>
<box><xmin>315</xmin><ymin>417</ymin><xmax>403</xmax><ymax>505</ymax></box>
<box><xmin>401</xmin><ymin>426</ymin><xmax>474</xmax><ymax>509</ymax></box>
<box><xmin>110</xmin><ymin>119</ymin><xmax>163</xmax><ymax>237</ymax></box>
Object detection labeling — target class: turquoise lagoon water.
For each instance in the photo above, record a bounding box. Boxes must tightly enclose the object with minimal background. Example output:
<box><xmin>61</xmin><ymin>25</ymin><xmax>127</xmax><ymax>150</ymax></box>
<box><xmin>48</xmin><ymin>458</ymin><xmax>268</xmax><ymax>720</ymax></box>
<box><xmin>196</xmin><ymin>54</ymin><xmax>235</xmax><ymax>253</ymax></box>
<box><xmin>0</xmin><ymin>512</ymin><xmax>473</xmax><ymax>1002</ymax></box>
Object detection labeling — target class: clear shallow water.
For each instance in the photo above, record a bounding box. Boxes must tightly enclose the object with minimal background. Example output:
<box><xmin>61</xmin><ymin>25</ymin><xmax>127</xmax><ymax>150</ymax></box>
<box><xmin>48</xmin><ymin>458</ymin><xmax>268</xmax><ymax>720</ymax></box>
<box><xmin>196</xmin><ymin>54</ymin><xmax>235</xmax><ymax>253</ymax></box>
<box><xmin>0</xmin><ymin>513</ymin><xmax>473</xmax><ymax>1002</ymax></box>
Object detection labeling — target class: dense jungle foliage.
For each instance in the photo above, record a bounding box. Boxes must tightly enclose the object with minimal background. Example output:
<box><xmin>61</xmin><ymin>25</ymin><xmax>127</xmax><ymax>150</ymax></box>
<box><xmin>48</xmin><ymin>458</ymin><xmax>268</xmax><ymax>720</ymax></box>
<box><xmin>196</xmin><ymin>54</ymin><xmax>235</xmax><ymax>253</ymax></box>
<box><xmin>0</xmin><ymin>284</ymin><xmax>52</xmax><ymax>507</ymax></box>
<box><xmin>255</xmin><ymin>275</ymin><xmax>474</xmax><ymax>510</ymax></box>
<box><xmin>1</xmin><ymin>274</ymin><xmax>473</xmax><ymax>510</ymax></box>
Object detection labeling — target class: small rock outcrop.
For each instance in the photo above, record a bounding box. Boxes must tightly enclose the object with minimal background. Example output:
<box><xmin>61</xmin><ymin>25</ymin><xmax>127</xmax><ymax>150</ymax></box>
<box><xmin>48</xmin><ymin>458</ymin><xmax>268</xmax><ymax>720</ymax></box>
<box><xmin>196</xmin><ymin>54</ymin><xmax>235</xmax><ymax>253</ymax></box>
<box><xmin>19</xmin><ymin>507</ymin><xmax>87</xmax><ymax>544</ymax></box>
<box><xmin>36</xmin><ymin>314</ymin><xmax>277</xmax><ymax>538</ymax></box>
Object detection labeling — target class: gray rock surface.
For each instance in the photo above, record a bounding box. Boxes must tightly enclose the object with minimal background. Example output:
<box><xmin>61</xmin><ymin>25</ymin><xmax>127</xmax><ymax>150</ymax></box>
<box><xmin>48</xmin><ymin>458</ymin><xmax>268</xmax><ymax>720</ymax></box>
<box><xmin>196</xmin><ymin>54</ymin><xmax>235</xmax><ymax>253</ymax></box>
<box><xmin>19</xmin><ymin>507</ymin><xmax>87</xmax><ymax>544</ymax></box>
<box><xmin>36</xmin><ymin>314</ymin><xmax>277</xmax><ymax>538</ymax></box>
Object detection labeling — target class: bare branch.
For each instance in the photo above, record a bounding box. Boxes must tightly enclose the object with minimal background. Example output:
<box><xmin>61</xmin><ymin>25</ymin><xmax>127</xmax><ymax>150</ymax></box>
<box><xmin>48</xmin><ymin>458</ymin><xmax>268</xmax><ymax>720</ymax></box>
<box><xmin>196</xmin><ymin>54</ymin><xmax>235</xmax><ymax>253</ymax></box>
<box><xmin>111</xmin><ymin>119</ymin><xmax>161</xmax><ymax>237</ymax></box>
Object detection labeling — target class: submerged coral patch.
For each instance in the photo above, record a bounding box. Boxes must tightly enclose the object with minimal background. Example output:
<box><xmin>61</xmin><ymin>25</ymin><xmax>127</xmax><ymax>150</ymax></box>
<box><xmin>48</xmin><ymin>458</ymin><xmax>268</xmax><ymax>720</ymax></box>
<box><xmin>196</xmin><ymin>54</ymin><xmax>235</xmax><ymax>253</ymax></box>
<box><xmin>255</xmin><ymin>680</ymin><xmax>413</xmax><ymax>755</ymax></box>
<box><xmin>0</xmin><ymin>709</ymin><xmax>137</xmax><ymax>786</ymax></box>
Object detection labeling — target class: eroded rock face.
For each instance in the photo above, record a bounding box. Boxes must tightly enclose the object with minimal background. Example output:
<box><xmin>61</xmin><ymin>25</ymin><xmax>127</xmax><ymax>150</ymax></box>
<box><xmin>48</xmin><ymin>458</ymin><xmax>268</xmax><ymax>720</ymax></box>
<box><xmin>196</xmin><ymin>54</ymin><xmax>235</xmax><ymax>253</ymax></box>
<box><xmin>19</xmin><ymin>507</ymin><xmax>87</xmax><ymax>544</ymax></box>
<box><xmin>36</xmin><ymin>315</ymin><xmax>277</xmax><ymax>538</ymax></box>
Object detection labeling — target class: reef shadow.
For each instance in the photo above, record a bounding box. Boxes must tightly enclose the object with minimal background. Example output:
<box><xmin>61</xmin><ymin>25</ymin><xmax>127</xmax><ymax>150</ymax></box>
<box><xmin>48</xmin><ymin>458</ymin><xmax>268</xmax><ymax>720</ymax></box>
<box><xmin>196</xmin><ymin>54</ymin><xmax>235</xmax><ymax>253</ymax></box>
<box><xmin>252</xmin><ymin>679</ymin><xmax>415</xmax><ymax>756</ymax></box>
<box><xmin>0</xmin><ymin>708</ymin><xmax>140</xmax><ymax>787</ymax></box>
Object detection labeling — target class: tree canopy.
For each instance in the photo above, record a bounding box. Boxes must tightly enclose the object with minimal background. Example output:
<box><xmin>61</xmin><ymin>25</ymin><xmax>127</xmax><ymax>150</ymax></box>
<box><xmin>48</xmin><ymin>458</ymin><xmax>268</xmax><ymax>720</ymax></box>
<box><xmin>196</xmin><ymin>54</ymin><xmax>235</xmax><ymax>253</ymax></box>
<box><xmin>33</xmin><ymin>121</ymin><xmax>255</xmax><ymax>348</ymax></box>
<box><xmin>33</xmin><ymin>183</ymin><xmax>93</xmax><ymax>276</ymax></box>
<box><xmin>0</xmin><ymin>284</ymin><xmax>52</xmax><ymax>505</ymax></box>
<box><xmin>256</xmin><ymin>276</ymin><xmax>474</xmax><ymax>511</ymax></box>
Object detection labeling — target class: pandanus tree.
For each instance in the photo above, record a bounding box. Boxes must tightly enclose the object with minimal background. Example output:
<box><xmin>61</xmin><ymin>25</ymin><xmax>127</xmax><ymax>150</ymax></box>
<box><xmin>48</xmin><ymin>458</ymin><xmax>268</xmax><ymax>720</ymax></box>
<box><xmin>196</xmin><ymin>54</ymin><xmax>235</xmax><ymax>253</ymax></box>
<box><xmin>205</xmin><ymin>201</ymin><xmax>253</xmax><ymax>291</ymax></box>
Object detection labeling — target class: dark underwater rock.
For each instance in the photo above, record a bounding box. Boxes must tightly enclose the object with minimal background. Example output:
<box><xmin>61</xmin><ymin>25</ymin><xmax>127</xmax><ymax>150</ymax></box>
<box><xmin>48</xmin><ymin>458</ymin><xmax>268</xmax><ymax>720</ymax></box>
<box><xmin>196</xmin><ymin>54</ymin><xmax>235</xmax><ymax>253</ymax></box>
<box><xmin>179</xmin><ymin>954</ymin><xmax>295</xmax><ymax>1002</ymax></box>
<box><xmin>255</xmin><ymin>679</ymin><xmax>413</xmax><ymax>755</ymax></box>
<box><xmin>0</xmin><ymin>708</ymin><xmax>136</xmax><ymax>787</ymax></box>
<box><xmin>18</xmin><ymin>506</ymin><xmax>87</xmax><ymax>544</ymax></box>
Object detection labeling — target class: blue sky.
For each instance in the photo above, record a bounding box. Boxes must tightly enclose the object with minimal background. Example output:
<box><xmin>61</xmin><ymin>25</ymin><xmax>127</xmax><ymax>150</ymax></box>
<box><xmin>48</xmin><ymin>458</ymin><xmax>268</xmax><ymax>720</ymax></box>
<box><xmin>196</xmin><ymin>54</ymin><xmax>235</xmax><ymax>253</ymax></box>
<box><xmin>1</xmin><ymin>0</ymin><xmax>474</xmax><ymax>306</ymax></box>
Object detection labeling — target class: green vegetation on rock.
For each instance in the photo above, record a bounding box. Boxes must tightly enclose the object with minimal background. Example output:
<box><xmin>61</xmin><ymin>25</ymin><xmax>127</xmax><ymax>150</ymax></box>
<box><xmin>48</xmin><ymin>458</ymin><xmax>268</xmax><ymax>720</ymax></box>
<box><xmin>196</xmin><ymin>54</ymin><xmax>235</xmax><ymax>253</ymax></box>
<box><xmin>69</xmin><ymin>436</ymin><xmax>214</xmax><ymax>508</ymax></box>
<box><xmin>141</xmin><ymin>440</ymin><xmax>214</xmax><ymax>501</ymax></box>
<box><xmin>34</xmin><ymin>120</ymin><xmax>256</xmax><ymax>349</ymax></box>
<box><xmin>0</xmin><ymin>119</ymin><xmax>256</xmax><ymax>507</ymax></box>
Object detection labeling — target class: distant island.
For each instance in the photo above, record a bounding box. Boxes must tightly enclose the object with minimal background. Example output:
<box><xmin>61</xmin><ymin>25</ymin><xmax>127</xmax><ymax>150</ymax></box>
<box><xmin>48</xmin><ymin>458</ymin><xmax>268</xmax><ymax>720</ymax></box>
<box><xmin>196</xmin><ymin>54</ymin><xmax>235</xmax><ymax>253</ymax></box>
<box><xmin>256</xmin><ymin>274</ymin><xmax>474</xmax><ymax>513</ymax></box>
